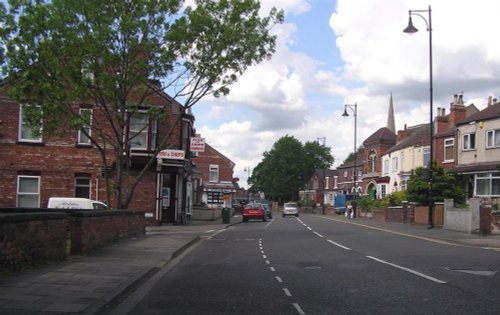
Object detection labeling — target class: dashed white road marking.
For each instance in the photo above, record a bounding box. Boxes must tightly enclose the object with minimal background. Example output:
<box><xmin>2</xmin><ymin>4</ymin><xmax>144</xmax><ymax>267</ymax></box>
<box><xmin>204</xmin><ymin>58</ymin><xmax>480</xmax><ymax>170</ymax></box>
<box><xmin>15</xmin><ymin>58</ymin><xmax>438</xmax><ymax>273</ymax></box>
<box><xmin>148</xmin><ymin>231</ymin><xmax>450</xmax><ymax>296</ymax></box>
<box><xmin>270</xmin><ymin>267</ymin><xmax>276</xmax><ymax>272</ymax></box>
<box><xmin>313</xmin><ymin>231</ymin><xmax>324</xmax><ymax>238</ymax></box>
<box><xmin>293</xmin><ymin>303</ymin><xmax>306</xmax><ymax>315</ymax></box>
<box><xmin>276</xmin><ymin>276</ymin><xmax>283</xmax><ymax>283</ymax></box>
<box><xmin>327</xmin><ymin>239</ymin><xmax>351</xmax><ymax>251</ymax></box>
<box><xmin>283</xmin><ymin>288</ymin><xmax>292</xmax><ymax>297</ymax></box>
<box><xmin>366</xmin><ymin>256</ymin><xmax>446</xmax><ymax>284</ymax></box>
<box><xmin>266</xmin><ymin>260</ymin><xmax>271</xmax><ymax>265</ymax></box>
<box><xmin>307</xmin><ymin>227</ymin><xmax>312</xmax><ymax>231</ymax></box>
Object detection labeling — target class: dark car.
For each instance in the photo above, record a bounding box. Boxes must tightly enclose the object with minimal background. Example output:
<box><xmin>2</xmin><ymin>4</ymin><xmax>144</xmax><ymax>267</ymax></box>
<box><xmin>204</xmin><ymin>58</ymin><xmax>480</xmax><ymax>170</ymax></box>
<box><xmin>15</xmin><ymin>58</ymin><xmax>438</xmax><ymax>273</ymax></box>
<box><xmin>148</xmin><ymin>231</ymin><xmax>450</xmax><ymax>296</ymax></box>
<box><xmin>242</xmin><ymin>203</ymin><xmax>267</xmax><ymax>222</ymax></box>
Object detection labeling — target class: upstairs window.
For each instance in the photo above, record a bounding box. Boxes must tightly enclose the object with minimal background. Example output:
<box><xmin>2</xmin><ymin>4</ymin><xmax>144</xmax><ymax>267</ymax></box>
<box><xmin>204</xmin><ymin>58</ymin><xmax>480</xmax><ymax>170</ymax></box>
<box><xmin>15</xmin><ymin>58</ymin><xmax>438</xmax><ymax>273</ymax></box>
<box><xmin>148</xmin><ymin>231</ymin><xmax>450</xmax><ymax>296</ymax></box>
<box><xmin>486</xmin><ymin>129</ymin><xmax>500</xmax><ymax>148</ymax></box>
<box><xmin>18</xmin><ymin>105</ymin><xmax>42</xmax><ymax>143</ymax></box>
<box><xmin>128</xmin><ymin>112</ymin><xmax>157</xmax><ymax>150</ymax></box>
<box><xmin>77</xmin><ymin>109</ymin><xmax>93</xmax><ymax>145</ymax></box>
<box><xmin>75</xmin><ymin>177</ymin><xmax>91</xmax><ymax>198</ymax></box>
<box><xmin>383</xmin><ymin>160</ymin><xmax>389</xmax><ymax>174</ymax></box>
<box><xmin>462</xmin><ymin>133</ymin><xmax>475</xmax><ymax>151</ymax></box>
<box><xmin>423</xmin><ymin>148</ymin><xmax>431</xmax><ymax>167</ymax></box>
<box><xmin>209</xmin><ymin>165</ymin><xmax>219</xmax><ymax>182</ymax></box>
<box><xmin>444</xmin><ymin>138</ymin><xmax>454</xmax><ymax>162</ymax></box>
<box><xmin>392</xmin><ymin>157</ymin><xmax>398</xmax><ymax>172</ymax></box>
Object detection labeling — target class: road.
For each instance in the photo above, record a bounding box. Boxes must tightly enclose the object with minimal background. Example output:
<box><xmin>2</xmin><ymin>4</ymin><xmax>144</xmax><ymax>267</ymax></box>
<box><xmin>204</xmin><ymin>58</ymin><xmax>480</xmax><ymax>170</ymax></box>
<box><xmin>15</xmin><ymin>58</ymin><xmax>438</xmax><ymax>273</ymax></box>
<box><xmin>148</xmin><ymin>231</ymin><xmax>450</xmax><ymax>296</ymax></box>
<box><xmin>119</xmin><ymin>214</ymin><xmax>500</xmax><ymax>314</ymax></box>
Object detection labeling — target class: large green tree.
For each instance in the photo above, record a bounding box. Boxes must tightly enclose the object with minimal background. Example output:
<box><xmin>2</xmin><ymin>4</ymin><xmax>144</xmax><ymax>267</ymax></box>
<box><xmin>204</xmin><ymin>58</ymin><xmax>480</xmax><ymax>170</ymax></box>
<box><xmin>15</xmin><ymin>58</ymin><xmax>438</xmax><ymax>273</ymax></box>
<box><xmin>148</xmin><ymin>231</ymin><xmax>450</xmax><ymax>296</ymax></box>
<box><xmin>1</xmin><ymin>0</ymin><xmax>283</xmax><ymax>208</ymax></box>
<box><xmin>406</xmin><ymin>162</ymin><xmax>465</xmax><ymax>206</ymax></box>
<box><xmin>249</xmin><ymin>135</ymin><xmax>334</xmax><ymax>203</ymax></box>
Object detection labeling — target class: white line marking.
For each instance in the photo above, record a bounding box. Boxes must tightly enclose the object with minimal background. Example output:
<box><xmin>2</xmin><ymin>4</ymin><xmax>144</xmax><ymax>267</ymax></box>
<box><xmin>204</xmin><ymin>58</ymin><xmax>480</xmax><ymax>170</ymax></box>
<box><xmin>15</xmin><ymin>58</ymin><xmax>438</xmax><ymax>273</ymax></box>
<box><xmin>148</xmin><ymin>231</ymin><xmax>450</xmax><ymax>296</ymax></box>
<box><xmin>366</xmin><ymin>256</ymin><xmax>446</xmax><ymax>284</ymax></box>
<box><xmin>262</xmin><ymin>255</ymin><xmax>267</xmax><ymax>259</ymax></box>
<box><xmin>293</xmin><ymin>303</ymin><xmax>306</xmax><ymax>315</ymax></box>
<box><xmin>265</xmin><ymin>219</ymin><xmax>274</xmax><ymax>228</ymax></box>
<box><xmin>276</xmin><ymin>276</ymin><xmax>283</xmax><ymax>283</ymax></box>
<box><xmin>307</xmin><ymin>227</ymin><xmax>312</xmax><ymax>231</ymax></box>
<box><xmin>261</xmin><ymin>250</ymin><xmax>265</xmax><ymax>254</ymax></box>
<box><xmin>266</xmin><ymin>260</ymin><xmax>271</xmax><ymax>265</ymax></box>
<box><xmin>313</xmin><ymin>231</ymin><xmax>324</xmax><ymax>238</ymax></box>
<box><xmin>270</xmin><ymin>267</ymin><xmax>276</xmax><ymax>272</ymax></box>
<box><xmin>327</xmin><ymin>239</ymin><xmax>351</xmax><ymax>250</ymax></box>
<box><xmin>283</xmin><ymin>288</ymin><xmax>292</xmax><ymax>297</ymax></box>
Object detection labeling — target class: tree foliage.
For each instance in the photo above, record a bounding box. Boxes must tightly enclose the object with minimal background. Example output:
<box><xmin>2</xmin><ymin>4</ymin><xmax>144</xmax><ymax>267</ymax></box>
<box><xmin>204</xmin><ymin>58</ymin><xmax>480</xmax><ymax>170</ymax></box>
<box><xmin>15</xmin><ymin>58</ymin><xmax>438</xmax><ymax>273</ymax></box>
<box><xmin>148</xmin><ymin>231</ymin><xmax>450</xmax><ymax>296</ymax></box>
<box><xmin>406</xmin><ymin>162</ymin><xmax>465</xmax><ymax>206</ymax></box>
<box><xmin>249</xmin><ymin>135</ymin><xmax>334</xmax><ymax>203</ymax></box>
<box><xmin>1</xmin><ymin>0</ymin><xmax>283</xmax><ymax>208</ymax></box>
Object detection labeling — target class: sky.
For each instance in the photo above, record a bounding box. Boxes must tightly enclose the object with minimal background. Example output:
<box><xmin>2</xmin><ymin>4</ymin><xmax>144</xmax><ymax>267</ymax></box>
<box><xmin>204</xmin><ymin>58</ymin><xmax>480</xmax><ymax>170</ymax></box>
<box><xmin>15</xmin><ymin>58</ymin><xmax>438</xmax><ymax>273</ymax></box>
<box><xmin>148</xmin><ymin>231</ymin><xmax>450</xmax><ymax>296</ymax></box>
<box><xmin>191</xmin><ymin>0</ymin><xmax>500</xmax><ymax>188</ymax></box>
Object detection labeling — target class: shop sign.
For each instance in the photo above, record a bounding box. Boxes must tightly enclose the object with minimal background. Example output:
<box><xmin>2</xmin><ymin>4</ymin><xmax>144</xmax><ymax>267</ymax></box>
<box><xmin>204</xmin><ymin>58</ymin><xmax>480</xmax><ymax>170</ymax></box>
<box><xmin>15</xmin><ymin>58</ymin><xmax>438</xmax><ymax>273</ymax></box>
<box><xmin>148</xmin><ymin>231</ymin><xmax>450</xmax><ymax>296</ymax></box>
<box><xmin>157</xmin><ymin>149</ymin><xmax>185</xmax><ymax>160</ymax></box>
<box><xmin>190</xmin><ymin>137</ymin><xmax>205</xmax><ymax>152</ymax></box>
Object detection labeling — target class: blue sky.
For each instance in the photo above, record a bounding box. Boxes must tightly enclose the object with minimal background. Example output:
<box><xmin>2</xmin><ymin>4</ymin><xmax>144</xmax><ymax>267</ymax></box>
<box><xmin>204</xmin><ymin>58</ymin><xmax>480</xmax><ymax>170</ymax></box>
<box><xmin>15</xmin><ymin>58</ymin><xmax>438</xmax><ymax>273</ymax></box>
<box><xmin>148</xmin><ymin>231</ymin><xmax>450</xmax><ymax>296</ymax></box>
<box><xmin>192</xmin><ymin>0</ymin><xmax>500</xmax><ymax>188</ymax></box>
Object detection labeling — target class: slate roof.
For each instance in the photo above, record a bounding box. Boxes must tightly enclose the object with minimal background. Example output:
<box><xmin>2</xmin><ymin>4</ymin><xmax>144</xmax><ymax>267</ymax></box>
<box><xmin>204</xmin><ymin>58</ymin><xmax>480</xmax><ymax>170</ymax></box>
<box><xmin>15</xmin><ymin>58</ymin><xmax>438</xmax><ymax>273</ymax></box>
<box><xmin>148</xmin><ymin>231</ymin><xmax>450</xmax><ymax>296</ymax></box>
<box><xmin>385</xmin><ymin>124</ymin><xmax>430</xmax><ymax>154</ymax></box>
<box><xmin>456</xmin><ymin>102</ymin><xmax>500</xmax><ymax>126</ymax></box>
<box><xmin>363</xmin><ymin>127</ymin><xmax>397</xmax><ymax>146</ymax></box>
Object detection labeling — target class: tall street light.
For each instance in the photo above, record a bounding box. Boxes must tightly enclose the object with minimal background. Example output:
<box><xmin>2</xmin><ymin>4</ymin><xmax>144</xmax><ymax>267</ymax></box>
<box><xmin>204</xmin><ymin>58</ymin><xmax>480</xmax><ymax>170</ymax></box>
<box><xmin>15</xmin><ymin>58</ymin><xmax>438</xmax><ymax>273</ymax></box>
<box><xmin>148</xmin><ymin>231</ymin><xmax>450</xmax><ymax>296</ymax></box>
<box><xmin>404</xmin><ymin>5</ymin><xmax>434</xmax><ymax>228</ymax></box>
<box><xmin>342</xmin><ymin>103</ymin><xmax>358</xmax><ymax>208</ymax></box>
<box><xmin>317</xmin><ymin>137</ymin><xmax>326</xmax><ymax>215</ymax></box>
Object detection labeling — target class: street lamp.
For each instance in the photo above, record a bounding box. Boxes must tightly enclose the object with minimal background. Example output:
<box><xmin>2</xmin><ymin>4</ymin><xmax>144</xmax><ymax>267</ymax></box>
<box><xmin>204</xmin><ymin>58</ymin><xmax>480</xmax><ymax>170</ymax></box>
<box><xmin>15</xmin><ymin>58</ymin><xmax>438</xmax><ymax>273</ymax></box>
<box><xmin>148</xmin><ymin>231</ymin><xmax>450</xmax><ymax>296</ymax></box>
<box><xmin>317</xmin><ymin>137</ymin><xmax>326</xmax><ymax>215</ymax></box>
<box><xmin>244</xmin><ymin>166</ymin><xmax>251</xmax><ymax>202</ymax></box>
<box><xmin>342</xmin><ymin>103</ymin><xmax>358</xmax><ymax>203</ymax></box>
<box><xmin>404</xmin><ymin>5</ymin><xmax>434</xmax><ymax>228</ymax></box>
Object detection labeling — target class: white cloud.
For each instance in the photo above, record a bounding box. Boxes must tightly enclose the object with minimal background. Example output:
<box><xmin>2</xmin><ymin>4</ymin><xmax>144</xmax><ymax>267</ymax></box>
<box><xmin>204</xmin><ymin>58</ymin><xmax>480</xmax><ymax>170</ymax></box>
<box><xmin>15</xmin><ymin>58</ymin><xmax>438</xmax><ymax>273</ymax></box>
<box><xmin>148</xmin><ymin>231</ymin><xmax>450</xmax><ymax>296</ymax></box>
<box><xmin>194</xmin><ymin>0</ymin><xmax>500</xmax><ymax>188</ymax></box>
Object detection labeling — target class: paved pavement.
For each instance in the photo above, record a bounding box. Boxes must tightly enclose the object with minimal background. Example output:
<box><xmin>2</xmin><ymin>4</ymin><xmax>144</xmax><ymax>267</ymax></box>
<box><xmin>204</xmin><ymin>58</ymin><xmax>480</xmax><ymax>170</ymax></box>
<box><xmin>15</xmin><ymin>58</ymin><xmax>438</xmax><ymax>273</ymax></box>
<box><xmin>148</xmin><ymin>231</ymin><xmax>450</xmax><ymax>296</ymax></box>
<box><xmin>1</xmin><ymin>214</ymin><xmax>499</xmax><ymax>314</ymax></box>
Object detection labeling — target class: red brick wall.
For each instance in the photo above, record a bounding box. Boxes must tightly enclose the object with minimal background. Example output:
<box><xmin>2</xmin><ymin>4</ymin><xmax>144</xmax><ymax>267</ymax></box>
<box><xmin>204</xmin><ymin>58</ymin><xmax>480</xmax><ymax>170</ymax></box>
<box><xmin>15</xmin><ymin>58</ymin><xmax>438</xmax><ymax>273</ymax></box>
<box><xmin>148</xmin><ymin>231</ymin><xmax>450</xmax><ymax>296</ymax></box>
<box><xmin>0</xmin><ymin>86</ymin><xmax>184</xmax><ymax>211</ymax></box>
<box><xmin>192</xmin><ymin>144</ymin><xmax>234</xmax><ymax>183</ymax></box>
<box><xmin>0</xmin><ymin>212</ymin><xmax>67</xmax><ymax>271</ymax></box>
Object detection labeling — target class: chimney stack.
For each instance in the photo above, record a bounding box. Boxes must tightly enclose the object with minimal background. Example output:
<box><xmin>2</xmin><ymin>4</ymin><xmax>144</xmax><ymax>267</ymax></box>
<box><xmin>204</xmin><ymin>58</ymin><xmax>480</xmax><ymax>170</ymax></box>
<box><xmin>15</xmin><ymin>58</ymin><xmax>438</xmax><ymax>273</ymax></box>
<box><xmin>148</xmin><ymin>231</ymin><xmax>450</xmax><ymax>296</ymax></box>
<box><xmin>449</xmin><ymin>92</ymin><xmax>466</xmax><ymax>127</ymax></box>
<box><xmin>397</xmin><ymin>124</ymin><xmax>408</xmax><ymax>141</ymax></box>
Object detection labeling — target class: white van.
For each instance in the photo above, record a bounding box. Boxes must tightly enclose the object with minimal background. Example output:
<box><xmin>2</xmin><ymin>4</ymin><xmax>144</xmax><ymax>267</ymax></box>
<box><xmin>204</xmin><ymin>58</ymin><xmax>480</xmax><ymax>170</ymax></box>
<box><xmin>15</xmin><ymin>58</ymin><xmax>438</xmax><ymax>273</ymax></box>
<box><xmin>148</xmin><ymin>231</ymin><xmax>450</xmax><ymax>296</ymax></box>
<box><xmin>47</xmin><ymin>197</ymin><xmax>108</xmax><ymax>210</ymax></box>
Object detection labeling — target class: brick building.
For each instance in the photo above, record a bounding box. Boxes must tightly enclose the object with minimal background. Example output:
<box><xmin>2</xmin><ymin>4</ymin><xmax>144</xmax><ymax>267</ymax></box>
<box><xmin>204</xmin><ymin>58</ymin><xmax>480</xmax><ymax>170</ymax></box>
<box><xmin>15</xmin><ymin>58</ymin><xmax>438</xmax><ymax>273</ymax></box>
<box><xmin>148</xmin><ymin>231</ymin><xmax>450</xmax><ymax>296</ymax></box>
<box><xmin>0</xmin><ymin>81</ymin><xmax>194</xmax><ymax>225</ymax></box>
<box><xmin>191</xmin><ymin>142</ymin><xmax>236</xmax><ymax>208</ymax></box>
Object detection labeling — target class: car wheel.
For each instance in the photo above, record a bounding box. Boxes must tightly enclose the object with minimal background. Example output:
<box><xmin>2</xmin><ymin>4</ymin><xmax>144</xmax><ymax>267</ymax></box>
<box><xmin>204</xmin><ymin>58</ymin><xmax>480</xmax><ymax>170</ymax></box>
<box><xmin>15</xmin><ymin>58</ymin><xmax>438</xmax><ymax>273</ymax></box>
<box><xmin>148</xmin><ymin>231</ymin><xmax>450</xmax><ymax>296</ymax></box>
<box><xmin>295</xmin><ymin>213</ymin><xmax>299</xmax><ymax>217</ymax></box>
<box><xmin>243</xmin><ymin>217</ymin><xmax>248</xmax><ymax>222</ymax></box>
<box><xmin>263</xmin><ymin>217</ymin><xmax>267</xmax><ymax>222</ymax></box>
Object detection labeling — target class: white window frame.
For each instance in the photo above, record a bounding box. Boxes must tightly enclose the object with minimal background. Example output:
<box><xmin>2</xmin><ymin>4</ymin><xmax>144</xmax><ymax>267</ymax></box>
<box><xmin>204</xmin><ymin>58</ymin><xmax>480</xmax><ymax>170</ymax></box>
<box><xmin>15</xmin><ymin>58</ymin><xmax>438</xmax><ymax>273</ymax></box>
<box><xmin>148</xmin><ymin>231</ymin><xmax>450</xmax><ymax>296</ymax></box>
<box><xmin>75</xmin><ymin>177</ymin><xmax>91</xmax><ymax>198</ymax></box>
<box><xmin>383</xmin><ymin>159</ymin><xmax>389</xmax><ymax>175</ymax></box>
<box><xmin>486</xmin><ymin>129</ymin><xmax>500</xmax><ymax>149</ymax></box>
<box><xmin>325</xmin><ymin>176</ymin><xmax>330</xmax><ymax>190</ymax></box>
<box><xmin>209</xmin><ymin>165</ymin><xmax>219</xmax><ymax>183</ymax></box>
<box><xmin>392</xmin><ymin>157</ymin><xmax>398</xmax><ymax>172</ymax></box>
<box><xmin>129</xmin><ymin>112</ymin><xmax>149</xmax><ymax>150</ymax></box>
<box><xmin>334</xmin><ymin>176</ymin><xmax>338</xmax><ymax>189</ymax></box>
<box><xmin>423</xmin><ymin>148</ymin><xmax>431</xmax><ymax>167</ymax></box>
<box><xmin>77</xmin><ymin>108</ymin><xmax>93</xmax><ymax>145</ymax></box>
<box><xmin>17</xmin><ymin>175</ymin><xmax>41</xmax><ymax>208</ymax></box>
<box><xmin>18</xmin><ymin>105</ymin><xmax>42</xmax><ymax>143</ymax></box>
<box><xmin>475</xmin><ymin>173</ymin><xmax>500</xmax><ymax>197</ymax></box>
<box><xmin>462</xmin><ymin>133</ymin><xmax>475</xmax><ymax>151</ymax></box>
<box><xmin>444</xmin><ymin>138</ymin><xmax>454</xmax><ymax>162</ymax></box>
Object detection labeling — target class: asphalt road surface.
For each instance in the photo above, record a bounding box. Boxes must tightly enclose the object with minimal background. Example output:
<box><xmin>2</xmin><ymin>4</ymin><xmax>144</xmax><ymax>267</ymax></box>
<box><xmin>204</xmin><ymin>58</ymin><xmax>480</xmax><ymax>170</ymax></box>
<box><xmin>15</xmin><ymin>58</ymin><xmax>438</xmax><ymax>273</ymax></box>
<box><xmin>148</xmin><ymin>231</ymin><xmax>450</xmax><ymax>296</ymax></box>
<box><xmin>119</xmin><ymin>214</ymin><xmax>500</xmax><ymax>314</ymax></box>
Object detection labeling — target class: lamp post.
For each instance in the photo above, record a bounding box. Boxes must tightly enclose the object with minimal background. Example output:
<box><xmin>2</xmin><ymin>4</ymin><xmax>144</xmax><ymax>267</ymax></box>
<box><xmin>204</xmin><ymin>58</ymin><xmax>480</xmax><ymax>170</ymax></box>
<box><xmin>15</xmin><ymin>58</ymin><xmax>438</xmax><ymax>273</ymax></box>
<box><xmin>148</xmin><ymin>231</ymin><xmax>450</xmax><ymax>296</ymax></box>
<box><xmin>317</xmin><ymin>137</ymin><xmax>326</xmax><ymax>215</ymax></box>
<box><xmin>342</xmin><ymin>103</ymin><xmax>358</xmax><ymax>204</ymax></box>
<box><xmin>244</xmin><ymin>166</ymin><xmax>251</xmax><ymax>202</ymax></box>
<box><xmin>404</xmin><ymin>5</ymin><xmax>434</xmax><ymax>228</ymax></box>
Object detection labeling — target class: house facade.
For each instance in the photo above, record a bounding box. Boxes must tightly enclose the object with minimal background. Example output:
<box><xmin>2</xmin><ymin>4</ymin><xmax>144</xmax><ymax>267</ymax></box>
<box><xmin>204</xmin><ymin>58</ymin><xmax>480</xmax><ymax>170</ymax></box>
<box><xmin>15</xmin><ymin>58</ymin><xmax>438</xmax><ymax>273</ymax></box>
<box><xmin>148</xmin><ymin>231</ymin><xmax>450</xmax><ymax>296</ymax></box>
<box><xmin>453</xmin><ymin>100</ymin><xmax>500</xmax><ymax>199</ymax></box>
<box><xmin>0</xmin><ymin>82</ymin><xmax>194</xmax><ymax>225</ymax></box>
<box><xmin>191</xmin><ymin>142</ymin><xmax>236</xmax><ymax>208</ymax></box>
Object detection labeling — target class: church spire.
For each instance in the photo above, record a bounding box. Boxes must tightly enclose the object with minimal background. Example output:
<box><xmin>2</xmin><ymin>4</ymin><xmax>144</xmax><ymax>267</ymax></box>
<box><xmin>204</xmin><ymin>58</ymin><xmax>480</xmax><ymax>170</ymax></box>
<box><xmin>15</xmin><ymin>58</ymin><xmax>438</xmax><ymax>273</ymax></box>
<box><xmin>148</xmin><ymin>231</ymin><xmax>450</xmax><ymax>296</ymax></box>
<box><xmin>387</xmin><ymin>92</ymin><xmax>396</xmax><ymax>133</ymax></box>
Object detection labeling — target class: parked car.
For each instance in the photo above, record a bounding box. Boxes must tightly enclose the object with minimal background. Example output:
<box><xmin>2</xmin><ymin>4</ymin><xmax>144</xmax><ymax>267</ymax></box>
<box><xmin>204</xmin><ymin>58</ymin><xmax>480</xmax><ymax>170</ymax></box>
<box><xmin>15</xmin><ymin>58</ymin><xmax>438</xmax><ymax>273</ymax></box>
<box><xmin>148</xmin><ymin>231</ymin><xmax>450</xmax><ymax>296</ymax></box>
<box><xmin>242</xmin><ymin>203</ymin><xmax>267</xmax><ymax>222</ymax></box>
<box><xmin>282</xmin><ymin>202</ymin><xmax>299</xmax><ymax>217</ymax></box>
<box><xmin>47</xmin><ymin>197</ymin><xmax>108</xmax><ymax>210</ymax></box>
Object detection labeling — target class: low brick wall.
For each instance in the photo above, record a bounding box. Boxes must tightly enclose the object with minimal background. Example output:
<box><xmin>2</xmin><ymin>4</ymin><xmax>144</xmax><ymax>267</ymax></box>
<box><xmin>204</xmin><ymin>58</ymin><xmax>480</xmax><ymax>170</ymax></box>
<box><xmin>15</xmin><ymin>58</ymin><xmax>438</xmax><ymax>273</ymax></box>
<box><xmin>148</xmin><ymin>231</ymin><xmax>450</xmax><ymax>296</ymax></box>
<box><xmin>1</xmin><ymin>209</ymin><xmax>145</xmax><ymax>270</ymax></box>
<box><xmin>371</xmin><ymin>209</ymin><xmax>387</xmax><ymax>223</ymax></box>
<box><xmin>69</xmin><ymin>210</ymin><xmax>145</xmax><ymax>255</ymax></box>
<box><xmin>192</xmin><ymin>207</ymin><xmax>222</xmax><ymax>221</ymax></box>
<box><xmin>0</xmin><ymin>212</ymin><xmax>67</xmax><ymax>271</ymax></box>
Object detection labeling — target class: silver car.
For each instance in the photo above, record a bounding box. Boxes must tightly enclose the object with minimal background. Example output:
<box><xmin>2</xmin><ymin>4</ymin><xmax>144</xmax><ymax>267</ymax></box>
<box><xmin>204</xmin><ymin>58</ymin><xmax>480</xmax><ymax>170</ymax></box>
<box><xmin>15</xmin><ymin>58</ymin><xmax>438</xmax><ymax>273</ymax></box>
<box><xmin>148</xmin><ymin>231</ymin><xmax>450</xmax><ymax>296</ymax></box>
<box><xmin>282</xmin><ymin>202</ymin><xmax>299</xmax><ymax>217</ymax></box>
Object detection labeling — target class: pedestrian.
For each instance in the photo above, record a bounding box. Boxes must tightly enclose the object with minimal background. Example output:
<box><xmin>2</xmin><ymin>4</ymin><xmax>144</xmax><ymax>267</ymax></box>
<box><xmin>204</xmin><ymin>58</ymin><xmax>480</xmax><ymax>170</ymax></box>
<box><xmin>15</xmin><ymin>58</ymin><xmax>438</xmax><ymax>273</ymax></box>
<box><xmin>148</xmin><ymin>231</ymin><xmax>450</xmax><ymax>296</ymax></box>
<box><xmin>346</xmin><ymin>202</ymin><xmax>353</xmax><ymax>219</ymax></box>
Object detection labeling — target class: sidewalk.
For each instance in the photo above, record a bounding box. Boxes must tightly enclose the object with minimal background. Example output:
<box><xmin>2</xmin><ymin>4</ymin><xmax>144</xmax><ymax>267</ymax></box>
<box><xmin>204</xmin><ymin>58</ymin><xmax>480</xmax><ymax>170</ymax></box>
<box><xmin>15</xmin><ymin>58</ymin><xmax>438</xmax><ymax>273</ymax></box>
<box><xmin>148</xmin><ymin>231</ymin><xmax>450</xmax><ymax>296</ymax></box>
<box><xmin>0</xmin><ymin>219</ymin><xmax>230</xmax><ymax>315</ymax></box>
<box><xmin>1</xmin><ymin>214</ymin><xmax>499</xmax><ymax>314</ymax></box>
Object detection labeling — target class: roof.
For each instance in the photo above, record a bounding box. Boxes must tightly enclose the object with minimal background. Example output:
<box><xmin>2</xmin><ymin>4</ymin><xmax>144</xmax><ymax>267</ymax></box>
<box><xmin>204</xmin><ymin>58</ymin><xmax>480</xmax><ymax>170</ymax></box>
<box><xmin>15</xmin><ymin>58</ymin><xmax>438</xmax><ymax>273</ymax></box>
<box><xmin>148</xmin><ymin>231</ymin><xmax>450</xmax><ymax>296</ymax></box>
<box><xmin>435</xmin><ymin>104</ymin><xmax>480</xmax><ymax>137</ymax></box>
<box><xmin>452</xmin><ymin>161</ymin><xmax>500</xmax><ymax>174</ymax></box>
<box><xmin>456</xmin><ymin>102</ymin><xmax>500</xmax><ymax>126</ymax></box>
<box><xmin>363</xmin><ymin>127</ymin><xmax>397</xmax><ymax>146</ymax></box>
<box><xmin>386</xmin><ymin>124</ymin><xmax>430</xmax><ymax>154</ymax></box>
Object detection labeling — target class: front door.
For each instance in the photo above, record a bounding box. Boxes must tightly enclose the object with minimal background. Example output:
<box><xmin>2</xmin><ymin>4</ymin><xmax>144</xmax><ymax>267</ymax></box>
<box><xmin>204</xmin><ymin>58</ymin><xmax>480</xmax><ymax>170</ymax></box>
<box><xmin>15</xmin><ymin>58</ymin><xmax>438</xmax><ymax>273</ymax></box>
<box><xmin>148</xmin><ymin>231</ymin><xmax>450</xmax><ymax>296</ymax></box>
<box><xmin>161</xmin><ymin>173</ymin><xmax>176</xmax><ymax>223</ymax></box>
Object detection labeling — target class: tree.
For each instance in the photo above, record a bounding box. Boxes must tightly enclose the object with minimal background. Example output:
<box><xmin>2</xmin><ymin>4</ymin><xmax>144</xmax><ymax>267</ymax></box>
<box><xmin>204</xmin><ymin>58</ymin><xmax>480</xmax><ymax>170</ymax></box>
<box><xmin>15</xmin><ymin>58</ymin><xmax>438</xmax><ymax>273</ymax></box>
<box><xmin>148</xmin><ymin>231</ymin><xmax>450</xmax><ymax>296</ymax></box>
<box><xmin>249</xmin><ymin>135</ymin><xmax>334</xmax><ymax>203</ymax></box>
<box><xmin>406</xmin><ymin>162</ymin><xmax>465</xmax><ymax>206</ymax></box>
<box><xmin>1</xmin><ymin>0</ymin><xmax>284</xmax><ymax>208</ymax></box>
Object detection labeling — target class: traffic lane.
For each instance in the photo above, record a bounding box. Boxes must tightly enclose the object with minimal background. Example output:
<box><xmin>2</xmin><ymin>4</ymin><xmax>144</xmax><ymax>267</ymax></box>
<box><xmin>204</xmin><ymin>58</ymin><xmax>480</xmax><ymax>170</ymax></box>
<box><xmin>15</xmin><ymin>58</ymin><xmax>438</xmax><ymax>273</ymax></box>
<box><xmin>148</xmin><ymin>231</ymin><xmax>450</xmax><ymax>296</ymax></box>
<box><xmin>295</xmin><ymin>214</ymin><xmax>500</xmax><ymax>303</ymax></box>
<box><xmin>262</xmin><ymin>215</ymin><xmax>498</xmax><ymax>314</ymax></box>
<box><xmin>129</xmin><ymin>220</ymin><xmax>295</xmax><ymax>315</ymax></box>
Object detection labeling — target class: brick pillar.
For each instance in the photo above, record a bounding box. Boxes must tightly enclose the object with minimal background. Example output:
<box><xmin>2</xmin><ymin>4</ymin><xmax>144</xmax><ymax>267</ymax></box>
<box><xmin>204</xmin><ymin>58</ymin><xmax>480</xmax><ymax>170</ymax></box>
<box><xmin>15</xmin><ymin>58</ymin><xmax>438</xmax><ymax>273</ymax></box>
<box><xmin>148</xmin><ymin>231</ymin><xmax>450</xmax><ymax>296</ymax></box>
<box><xmin>479</xmin><ymin>205</ymin><xmax>492</xmax><ymax>236</ymax></box>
